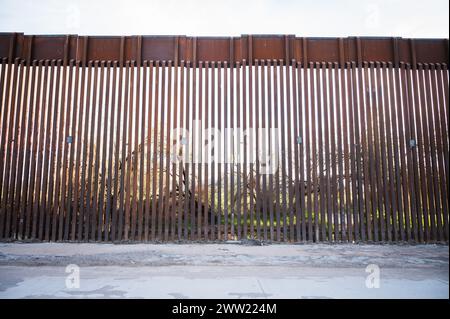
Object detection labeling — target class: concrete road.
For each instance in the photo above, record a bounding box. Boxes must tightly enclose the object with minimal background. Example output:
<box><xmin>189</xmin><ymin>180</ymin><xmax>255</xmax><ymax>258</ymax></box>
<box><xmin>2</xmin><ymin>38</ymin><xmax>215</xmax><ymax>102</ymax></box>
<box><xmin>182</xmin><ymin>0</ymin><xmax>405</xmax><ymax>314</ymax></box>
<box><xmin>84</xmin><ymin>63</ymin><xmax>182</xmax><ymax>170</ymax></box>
<box><xmin>0</xmin><ymin>243</ymin><xmax>448</xmax><ymax>299</ymax></box>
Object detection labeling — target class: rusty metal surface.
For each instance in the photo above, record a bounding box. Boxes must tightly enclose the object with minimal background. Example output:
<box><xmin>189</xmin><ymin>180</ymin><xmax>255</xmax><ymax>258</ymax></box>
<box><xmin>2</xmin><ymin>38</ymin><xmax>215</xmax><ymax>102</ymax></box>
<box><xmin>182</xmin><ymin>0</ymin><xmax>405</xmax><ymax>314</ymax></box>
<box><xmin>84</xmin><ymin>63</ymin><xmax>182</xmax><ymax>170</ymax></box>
<box><xmin>0</xmin><ymin>33</ymin><xmax>448</xmax><ymax>66</ymax></box>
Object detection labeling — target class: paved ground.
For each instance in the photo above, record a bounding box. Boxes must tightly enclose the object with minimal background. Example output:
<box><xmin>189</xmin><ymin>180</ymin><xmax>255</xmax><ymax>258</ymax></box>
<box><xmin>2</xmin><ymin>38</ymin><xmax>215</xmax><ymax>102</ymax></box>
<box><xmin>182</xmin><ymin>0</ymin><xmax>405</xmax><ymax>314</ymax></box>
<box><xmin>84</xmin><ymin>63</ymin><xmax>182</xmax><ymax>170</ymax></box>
<box><xmin>0</xmin><ymin>242</ymin><xmax>448</xmax><ymax>299</ymax></box>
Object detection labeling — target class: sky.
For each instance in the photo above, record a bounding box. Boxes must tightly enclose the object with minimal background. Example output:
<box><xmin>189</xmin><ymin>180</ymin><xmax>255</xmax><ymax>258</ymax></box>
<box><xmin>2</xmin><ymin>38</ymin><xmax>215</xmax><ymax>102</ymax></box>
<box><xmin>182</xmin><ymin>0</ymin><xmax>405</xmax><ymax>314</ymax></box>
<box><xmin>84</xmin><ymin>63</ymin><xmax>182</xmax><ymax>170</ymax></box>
<box><xmin>0</xmin><ymin>0</ymin><xmax>448</xmax><ymax>38</ymax></box>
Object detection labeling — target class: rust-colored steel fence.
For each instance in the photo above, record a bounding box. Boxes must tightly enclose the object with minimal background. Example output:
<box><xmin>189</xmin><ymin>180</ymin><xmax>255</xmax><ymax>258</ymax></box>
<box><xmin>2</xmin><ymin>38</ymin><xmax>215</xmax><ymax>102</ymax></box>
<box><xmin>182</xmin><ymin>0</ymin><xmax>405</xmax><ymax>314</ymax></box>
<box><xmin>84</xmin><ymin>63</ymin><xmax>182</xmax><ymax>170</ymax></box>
<box><xmin>0</xmin><ymin>33</ymin><xmax>448</xmax><ymax>242</ymax></box>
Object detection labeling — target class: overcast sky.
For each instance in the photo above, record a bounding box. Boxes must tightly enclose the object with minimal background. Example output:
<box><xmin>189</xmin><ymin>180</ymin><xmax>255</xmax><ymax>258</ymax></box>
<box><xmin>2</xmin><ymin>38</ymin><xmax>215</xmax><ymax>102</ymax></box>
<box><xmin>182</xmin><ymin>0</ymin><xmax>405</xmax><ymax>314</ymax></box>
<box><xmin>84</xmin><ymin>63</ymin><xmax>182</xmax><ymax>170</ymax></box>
<box><xmin>0</xmin><ymin>0</ymin><xmax>448</xmax><ymax>38</ymax></box>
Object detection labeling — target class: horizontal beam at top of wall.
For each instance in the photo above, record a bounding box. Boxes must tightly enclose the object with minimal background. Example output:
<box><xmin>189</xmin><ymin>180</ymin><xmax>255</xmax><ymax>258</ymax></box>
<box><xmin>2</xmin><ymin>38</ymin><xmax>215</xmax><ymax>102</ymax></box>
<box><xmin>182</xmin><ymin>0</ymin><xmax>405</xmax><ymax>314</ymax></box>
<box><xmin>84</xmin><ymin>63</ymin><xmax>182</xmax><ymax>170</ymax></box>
<box><xmin>0</xmin><ymin>33</ymin><xmax>448</xmax><ymax>67</ymax></box>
